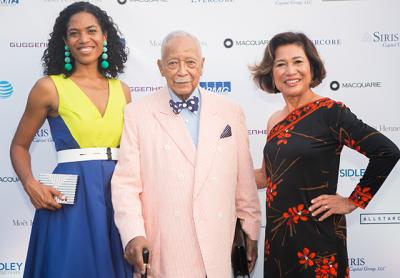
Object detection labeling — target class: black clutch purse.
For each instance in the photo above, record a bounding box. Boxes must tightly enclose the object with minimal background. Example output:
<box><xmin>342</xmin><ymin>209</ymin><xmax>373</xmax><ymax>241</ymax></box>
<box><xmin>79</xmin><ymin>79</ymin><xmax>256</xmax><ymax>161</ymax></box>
<box><xmin>231</xmin><ymin>219</ymin><xmax>250</xmax><ymax>278</ymax></box>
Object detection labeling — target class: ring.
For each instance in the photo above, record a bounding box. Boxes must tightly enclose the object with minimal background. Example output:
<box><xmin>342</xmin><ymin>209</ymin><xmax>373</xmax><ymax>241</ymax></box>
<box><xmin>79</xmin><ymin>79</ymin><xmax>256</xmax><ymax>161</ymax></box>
<box><xmin>325</xmin><ymin>205</ymin><xmax>329</xmax><ymax>210</ymax></box>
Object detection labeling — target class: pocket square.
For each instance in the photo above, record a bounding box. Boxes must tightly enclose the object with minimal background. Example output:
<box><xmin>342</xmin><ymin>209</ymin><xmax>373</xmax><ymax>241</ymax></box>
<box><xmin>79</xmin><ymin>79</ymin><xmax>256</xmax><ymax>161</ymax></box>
<box><xmin>220</xmin><ymin>124</ymin><xmax>232</xmax><ymax>139</ymax></box>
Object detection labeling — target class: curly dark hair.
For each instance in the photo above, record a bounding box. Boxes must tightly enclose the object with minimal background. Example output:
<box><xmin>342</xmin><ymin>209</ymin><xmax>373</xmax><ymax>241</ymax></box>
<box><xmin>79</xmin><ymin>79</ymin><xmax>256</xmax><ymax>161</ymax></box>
<box><xmin>42</xmin><ymin>1</ymin><xmax>127</xmax><ymax>78</ymax></box>
<box><xmin>251</xmin><ymin>32</ymin><xmax>326</xmax><ymax>94</ymax></box>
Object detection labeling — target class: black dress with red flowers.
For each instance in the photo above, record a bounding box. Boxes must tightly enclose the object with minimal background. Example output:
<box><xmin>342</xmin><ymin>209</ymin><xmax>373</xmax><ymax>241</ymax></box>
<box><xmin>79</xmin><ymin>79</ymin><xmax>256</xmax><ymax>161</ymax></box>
<box><xmin>263</xmin><ymin>98</ymin><xmax>400</xmax><ymax>278</ymax></box>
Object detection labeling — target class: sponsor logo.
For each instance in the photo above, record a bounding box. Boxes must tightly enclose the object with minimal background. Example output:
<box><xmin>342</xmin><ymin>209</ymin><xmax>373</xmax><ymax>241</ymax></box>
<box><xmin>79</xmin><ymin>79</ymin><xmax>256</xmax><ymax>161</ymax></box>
<box><xmin>223</xmin><ymin>38</ymin><xmax>233</xmax><ymax>48</ymax></box>
<box><xmin>0</xmin><ymin>0</ymin><xmax>21</xmax><ymax>6</ymax></box>
<box><xmin>360</xmin><ymin>213</ymin><xmax>400</xmax><ymax>224</ymax></box>
<box><xmin>312</xmin><ymin>38</ymin><xmax>341</xmax><ymax>46</ymax></box>
<box><xmin>339</xmin><ymin>168</ymin><xmax>365</xmax><ymax>181</ymax></box>
<box><xmin>373</xmin><ymin>125</ymin><xmax>400</xmax><ymax>133</ymax></box>
<box><xmin>130</xmin><ymin>86</ymin><xmax>163</xmax><ymax>93</ymax></box>
<box><xmin>349</xmin><ymin>257</ymin><xmax>365</xmax><ymax>267</ymax></box>
<box><xmin>44</xmin><ymin>0</ymin><xmax>101</xmax><ymax>2</ymax></box>
<box><xmin>118</xmin><ymin>0</ymin><xmax>167</xmax><ymax>4</ymax></box>
<box><xmin>248</xmin><ymin>129</ymin><xmax>267</xmax><ymax>136</ymax></box>
<box><xmin>191</xmin><ymin>0</ymin><xmax>234</xmax><ymax>3</ymax></box>
<box><xmin>33</xmin><ymin>128</ymin><xmax>53</xmax><ymax>143</ymax></box>
<box><xmin>199</xmin><ymin>81</ymin><xmax>231</xmax><ymax>94</ymax></box>
<box><xmin>0</xmin><ymin>81</ymin><xmax>13</xmax><ymax>99</ymax></box>
<box><xmin>339</xmin><ymin>168</ymin><xmax>364</xmax><ymax>182</ymax></box>
<box><xmin>223</xmin><ymin>37</ymin><xmax>268</xmax><ymax>48</ymax></box>
<box><xmin>9</xmin><ymin>42</ymin><xmax>47</xmax><ymax>48</ymax></box>
<box><xmin>348</xmin><ymin>257</ymin><xmax>387</xmax><ymax>273</ymax></box>
<box><xmin>0</xmin><ymin>262</ymin><xmax>23</xmax><ymax>275</ymax></box>
<box><xmin>0</xmin><ymin>176</ymin><xmax>19</xmax><ymax>183</ymax></box>
<box><xmin>13</xmin><ymin>219</ymin><xmax>33</xmax><ymax>227</ymax></box>
<box><xmin>329</xmin><ymin>80</ymin><xmax>382</xmax><ymax>91</ymax></box>
<box><xmin>275</xmin><ymin>0</ymin><xmax>312</xmax><ymax>5</ymax></box>
<box><xmin>363</xmin><ymin>31</ymin><xmax>400</xmax><ymax>48</ymax></box>
<box><xmin>223</xmin><ymin>36</ymin><xmax>339</xmax><ymax>49</ymax></box>
<box><xmin>149</xmin><ymin>40</ymin><xmax>207</xmax><ymax>47</ymax></box>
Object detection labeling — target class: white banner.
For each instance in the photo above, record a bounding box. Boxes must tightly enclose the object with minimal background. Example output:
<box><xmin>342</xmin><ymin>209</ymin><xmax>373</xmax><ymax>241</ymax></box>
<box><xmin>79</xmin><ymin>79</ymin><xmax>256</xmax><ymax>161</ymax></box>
<box><xmin>1</xmin><ymin>0</ymin><xmax>399</xmax><ymax>277</ymax></box>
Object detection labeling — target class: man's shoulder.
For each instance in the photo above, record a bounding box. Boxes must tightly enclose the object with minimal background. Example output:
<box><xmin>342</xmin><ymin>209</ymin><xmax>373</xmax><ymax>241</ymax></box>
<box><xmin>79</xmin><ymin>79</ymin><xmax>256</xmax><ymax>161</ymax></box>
<box><xmin>130</xmin><ymin>87</ymin><xmax>168</xmax><ymax>110</ymax></box>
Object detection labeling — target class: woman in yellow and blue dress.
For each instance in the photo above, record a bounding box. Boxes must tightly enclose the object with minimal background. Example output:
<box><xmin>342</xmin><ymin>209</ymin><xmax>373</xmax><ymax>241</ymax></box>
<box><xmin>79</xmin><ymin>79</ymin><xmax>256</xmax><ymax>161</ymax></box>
<box><xmin>10</xmin><ymin>2</ymin><xmax>133</xmax><ymax>277</ymax></box>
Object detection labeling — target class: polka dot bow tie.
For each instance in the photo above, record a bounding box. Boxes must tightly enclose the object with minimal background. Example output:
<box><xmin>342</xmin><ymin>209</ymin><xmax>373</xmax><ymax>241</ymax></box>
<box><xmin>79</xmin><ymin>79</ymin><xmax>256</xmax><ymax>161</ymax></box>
<box><xmin>169</xmin><ymin>96</ymin><xmax>199</xmax><ymax>114</ymax></box>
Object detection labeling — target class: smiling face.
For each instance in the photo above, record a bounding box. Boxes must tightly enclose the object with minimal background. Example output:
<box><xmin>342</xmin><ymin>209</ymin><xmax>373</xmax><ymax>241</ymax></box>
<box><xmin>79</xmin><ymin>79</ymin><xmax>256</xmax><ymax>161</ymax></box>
<box><xmin>157</xmin><ymin>36</ymin><xmax>204</xmax><ymax>100</ymax></box>
<box><xmin>65</xmin><ymin>12</ymin><xmax>106</xmax><ymax>67</ymax></box>
<box><xmin>272</xmin><ymin>44</ymin><xmax>313</xmax><ymax>97</ymax></box>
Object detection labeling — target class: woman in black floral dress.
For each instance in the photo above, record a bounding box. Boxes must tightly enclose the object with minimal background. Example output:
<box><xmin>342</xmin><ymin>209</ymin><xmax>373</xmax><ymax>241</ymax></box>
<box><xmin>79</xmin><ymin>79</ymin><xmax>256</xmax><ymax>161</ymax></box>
<box><xmin>251</xmin><ymin>32</ymin><xmax>400</xmax><ymax>278</ymax></box>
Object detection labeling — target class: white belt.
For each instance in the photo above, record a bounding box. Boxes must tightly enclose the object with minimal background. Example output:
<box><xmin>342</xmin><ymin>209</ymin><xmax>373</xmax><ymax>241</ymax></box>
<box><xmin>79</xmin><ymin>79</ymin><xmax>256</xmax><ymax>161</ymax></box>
<box><xmin>57</xmin><ymin>147</ymin><xmax>119</xmax><ymax>163</ymax></box>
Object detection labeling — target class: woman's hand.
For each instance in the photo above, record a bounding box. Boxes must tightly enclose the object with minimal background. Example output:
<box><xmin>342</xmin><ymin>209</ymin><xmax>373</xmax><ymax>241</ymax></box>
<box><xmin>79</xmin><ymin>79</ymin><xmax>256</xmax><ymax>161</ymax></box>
<box><xmin>309</xmin><ymin>193</ymin><xmax>357</xmax><ymax>221</ymax></box>
<box><xmin>24</xmin><ymin>178</ymin><xmax>64</xmax><ymax>210</ymax></box>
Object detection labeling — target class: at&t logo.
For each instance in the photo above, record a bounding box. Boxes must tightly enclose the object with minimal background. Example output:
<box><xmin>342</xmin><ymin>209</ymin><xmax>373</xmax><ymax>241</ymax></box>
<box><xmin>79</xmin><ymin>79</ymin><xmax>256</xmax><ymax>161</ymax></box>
<box><xmin>0</xmin><ymin>0</ymin><xmax>21</xmax><ymax>6</ymax></box>
<box><xmin>0</xmin><ymin>81</ymin><xmax>13</xmax><ymax>99</ymax></box>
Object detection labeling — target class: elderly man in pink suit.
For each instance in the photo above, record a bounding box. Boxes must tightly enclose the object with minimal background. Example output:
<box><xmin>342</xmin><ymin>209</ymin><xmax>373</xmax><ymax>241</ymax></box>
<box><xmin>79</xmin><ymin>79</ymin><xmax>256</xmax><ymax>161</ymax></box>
<box><xmin>111</xmin><ymin>31</ymin><xmax>261</xmax><ymax>278</ymax></box>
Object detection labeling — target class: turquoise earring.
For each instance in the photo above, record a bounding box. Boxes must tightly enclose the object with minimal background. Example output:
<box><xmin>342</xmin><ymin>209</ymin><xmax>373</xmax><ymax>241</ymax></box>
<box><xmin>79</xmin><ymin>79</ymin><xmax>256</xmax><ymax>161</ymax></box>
<box><xmin>64</xmin><ymin>45</ymin><xmax>72</xmax><ymax>72</ymax></box>
<box><xmin>101</xmin><ymin>41</ymin><xmax>109</xmax><ymax>69</ymax></box>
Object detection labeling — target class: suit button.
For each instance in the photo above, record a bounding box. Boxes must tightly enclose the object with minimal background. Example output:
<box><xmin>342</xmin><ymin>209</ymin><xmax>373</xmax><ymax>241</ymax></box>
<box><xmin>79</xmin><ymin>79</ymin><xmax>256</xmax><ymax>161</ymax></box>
<box><xmin>177</xmin><ymin>173</ymin><xmax>184</xmax><ymax>181</ymax></box>
<box><xmin>164</xmin><ymin>144</ymin><xmax>170</xmax><ymax>151</ymax></box>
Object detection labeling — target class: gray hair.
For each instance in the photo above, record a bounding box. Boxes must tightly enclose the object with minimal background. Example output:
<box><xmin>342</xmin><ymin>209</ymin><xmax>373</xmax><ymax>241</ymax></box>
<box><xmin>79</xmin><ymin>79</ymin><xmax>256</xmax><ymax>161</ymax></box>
<box><xmin>160</xmin><ymin>30</ymin><xmax>202</xmax><ymax>58</ymax></box>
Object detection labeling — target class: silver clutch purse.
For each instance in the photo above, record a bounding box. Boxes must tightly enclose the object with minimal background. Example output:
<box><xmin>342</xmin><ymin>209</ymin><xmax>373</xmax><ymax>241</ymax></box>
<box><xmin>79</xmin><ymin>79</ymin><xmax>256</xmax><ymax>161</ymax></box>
<box><xmin>38</xmin><ymin>173</ymin><xmax>78</xmax><ymax>205</ymax></box>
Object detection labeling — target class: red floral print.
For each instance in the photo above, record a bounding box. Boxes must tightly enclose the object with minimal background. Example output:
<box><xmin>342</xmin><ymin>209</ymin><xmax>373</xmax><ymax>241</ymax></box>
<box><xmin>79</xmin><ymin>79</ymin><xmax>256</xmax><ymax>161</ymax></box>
<box><xmin>268</xmin><ymin>98</ymin><xmax>335</xmax><ymax>144</ymax></box>
<box><xmin>265</xmin><ymin>239</ymin><xmax>270</xmax><ymax>257</ymax></box>
<box><xmin>349</xmin><ymin>185</ymin><xmax>372</xmax><ymax>208</ymax></box>
<box><xmin>266</xmin><ymin>177</ymin><xmax>278</xmax><ymax>207</ymax></box>
<box><xmin>297</xmin><ymin>247</ymin><xmax>316</xmax><ymax>268</ymax></box>
<box><xmin>315</xmin><ymin>256</ymin><xmax>338</xmax><ymax>278</ymax></box>
<box><xmin>283</xmin><ymin>204</ymin><xmax>309</xmax><ymax>225</ymax></box>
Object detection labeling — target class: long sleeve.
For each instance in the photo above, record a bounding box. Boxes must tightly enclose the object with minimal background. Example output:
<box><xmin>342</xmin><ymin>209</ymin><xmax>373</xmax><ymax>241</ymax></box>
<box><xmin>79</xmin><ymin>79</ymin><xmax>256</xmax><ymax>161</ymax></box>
<box><xmin>111</xmin><ymin>103</ymin><xmax>146</xmax><ymax>248</ymax></box>
<box><xmin>332</xmin><ymin>103</ymin><xmax>400</xmax><ymax>208</ymax></box>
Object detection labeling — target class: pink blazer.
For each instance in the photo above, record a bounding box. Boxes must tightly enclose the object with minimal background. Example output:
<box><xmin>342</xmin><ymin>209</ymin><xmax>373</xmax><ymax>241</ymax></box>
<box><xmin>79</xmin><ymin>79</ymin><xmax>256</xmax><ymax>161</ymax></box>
<box><xmin>112</xmin><ymin>88</ymin><xmax>261</xmax><ymax>278</ymax></box>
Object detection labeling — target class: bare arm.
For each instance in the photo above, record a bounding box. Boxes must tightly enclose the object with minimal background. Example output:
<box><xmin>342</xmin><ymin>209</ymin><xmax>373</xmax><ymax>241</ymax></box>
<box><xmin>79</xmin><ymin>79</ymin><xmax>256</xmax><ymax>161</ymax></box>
<box><xmin>255</xmin><ymin>161</ymin><xmax>267</xmax><ymax>189</ymax></box>
<box><xmin>255</xmin><ymin>111</ymin><xmax>281</xmax><ymax>189</ymax></box>
<box><xmin>10</xmin><ymin>77</ymin><xmax>63</xmax><ymax>210</ymax></box>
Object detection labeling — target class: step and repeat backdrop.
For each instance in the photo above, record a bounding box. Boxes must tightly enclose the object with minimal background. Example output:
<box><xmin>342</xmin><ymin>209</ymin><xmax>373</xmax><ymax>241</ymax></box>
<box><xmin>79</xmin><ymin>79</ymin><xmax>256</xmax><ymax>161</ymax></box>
<box><xmin>1</xmin><ymin>0</ymin><xmax>399</xmax><ymax>277</ymax></box>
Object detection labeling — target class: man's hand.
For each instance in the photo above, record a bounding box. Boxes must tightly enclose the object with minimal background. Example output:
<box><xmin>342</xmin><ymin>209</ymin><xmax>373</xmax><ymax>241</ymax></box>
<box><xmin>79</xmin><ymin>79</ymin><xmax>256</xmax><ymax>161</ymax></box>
<box><xmin>245</xmin><ymin>237</ymin><xmax>258</xmax><ymax>273</ymax></box>
<box><xmin>124</xmin><ymin>236</ymin><xmax>151</xmax><ymax>274</ymax></box>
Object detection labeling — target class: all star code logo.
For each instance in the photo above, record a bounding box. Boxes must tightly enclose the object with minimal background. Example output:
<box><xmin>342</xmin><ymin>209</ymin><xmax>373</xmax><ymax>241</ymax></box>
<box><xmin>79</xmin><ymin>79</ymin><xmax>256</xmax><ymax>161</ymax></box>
<box><xmin>360</xmin><ymin>213</ymin><xmax>400</xmax><ymax>224</ymax></box>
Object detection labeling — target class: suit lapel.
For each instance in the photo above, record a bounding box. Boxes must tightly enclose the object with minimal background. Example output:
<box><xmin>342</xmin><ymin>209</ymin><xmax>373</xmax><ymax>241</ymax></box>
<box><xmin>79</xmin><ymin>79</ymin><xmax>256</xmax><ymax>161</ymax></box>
<box><xmin>153</xmin><ymin>89</ymin><xmax>196</xmax><ymax>166</ymax></box>
<box><xmin>194</xmin><ymin>89</ymin><xmax>226</xmax><ymax>198</ymax></box>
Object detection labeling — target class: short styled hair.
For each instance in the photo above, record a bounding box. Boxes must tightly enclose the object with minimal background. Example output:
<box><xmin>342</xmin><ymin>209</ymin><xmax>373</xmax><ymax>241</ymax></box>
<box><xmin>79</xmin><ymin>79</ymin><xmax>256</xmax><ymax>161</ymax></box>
<box><xmin>251</xmin><ymin>32</ymin><xmax>326</xmax><ymax>93</ymax></box>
